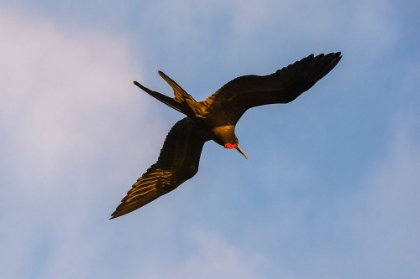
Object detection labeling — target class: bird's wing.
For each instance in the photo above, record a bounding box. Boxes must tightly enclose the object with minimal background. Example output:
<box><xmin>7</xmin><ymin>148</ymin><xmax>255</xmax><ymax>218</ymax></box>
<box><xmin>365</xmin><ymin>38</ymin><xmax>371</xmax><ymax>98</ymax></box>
<box><xmin>202</xmin><ymin>52</ymin><xmax>342</xmax><ymax>124</ymax></box>
<box><xmin>111</xmin><ymin>117</ymin><xmax>210</xmax><ymax>219</ymax></box>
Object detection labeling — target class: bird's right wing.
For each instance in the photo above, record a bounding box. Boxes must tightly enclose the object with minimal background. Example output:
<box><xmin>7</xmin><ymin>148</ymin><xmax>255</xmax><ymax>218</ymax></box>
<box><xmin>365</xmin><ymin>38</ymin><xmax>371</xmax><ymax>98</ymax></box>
<box><xmin>202</xmin><ymin>52</ymin><xmax>342</xmax><ymax>124</ymax></box>
<box><xmin>110</xmin><ymin>117</ymin><xmax>210</xmax><ymax>219</ymax></box>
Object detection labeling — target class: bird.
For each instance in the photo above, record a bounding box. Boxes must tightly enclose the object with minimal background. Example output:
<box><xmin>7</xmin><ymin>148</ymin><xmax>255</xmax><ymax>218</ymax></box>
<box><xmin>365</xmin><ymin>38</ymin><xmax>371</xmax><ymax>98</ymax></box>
<box><xmin>110</xmin><ymin>52</ymin><xmax>342</xmax><ymax>219</ymax></box>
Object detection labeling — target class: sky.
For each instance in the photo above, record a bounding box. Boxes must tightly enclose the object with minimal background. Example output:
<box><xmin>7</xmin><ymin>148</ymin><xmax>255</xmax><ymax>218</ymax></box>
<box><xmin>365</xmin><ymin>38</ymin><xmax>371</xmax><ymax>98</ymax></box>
<box><xmin>0</xmin><ymin>0</ymin><xmax>419</xmax><ymax>278</ymax></box>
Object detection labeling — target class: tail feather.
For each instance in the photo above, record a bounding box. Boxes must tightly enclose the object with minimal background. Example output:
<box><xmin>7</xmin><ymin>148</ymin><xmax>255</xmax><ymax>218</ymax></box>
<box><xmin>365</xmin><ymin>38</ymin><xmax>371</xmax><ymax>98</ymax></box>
<box><xmin>133</xmin><ymin>71</ymin><xmax>201</xmax><ymax>120</ymax></box>
<box><xmin>133</xmin><ymin>81</ymin><xmax>183</xmax><ymax>112</ymax></box>
<box><xmin>158</xmin><ymin>71</ymin><xmax>197</xmax><ymax>103</ymax></box>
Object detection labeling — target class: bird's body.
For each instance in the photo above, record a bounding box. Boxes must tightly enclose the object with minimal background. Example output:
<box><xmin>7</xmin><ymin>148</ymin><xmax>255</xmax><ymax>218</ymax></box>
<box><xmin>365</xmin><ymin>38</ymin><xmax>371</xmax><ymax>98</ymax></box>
<box><xmin>111</xmin><ymin>52</ymin><xmax>342</xmax><ymax>219</ymax></box>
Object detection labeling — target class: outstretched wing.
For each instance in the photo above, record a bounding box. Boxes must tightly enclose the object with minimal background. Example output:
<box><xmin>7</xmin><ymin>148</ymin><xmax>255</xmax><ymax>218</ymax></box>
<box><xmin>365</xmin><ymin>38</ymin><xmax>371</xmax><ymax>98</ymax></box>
<box><xmin>202</xmin><ymin>52</ymin><xmax>342</xmax><ymax>124</ymax></box>
<box><xmin>111</xmin><ymin>117</ymin><xmax>210</xmax><ymax>219</ymax></box>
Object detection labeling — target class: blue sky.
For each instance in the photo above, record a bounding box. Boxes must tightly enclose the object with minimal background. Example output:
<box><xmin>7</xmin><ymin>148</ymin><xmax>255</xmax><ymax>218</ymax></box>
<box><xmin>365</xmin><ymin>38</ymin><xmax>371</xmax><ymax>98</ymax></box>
<box><xmin>1</xmin><ymin>1</ymin><xmax>419</xmax><ymax>278</ymax></box>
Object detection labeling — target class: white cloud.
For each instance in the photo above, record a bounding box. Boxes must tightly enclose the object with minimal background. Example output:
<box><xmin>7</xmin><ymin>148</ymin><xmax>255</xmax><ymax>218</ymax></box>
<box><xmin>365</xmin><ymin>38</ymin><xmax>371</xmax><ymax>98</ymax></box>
<box><xmin>0</xmin><ymin>8</ymin><xmax>164</xmax><ymax>278</ymax></box>
<box><xmin>0</xmin><ymin>9</ymin><xmax>148</xmax><ymax>174</ymax></box>
<box><xmin>330</xmin><ymin>114</ymin><xmax>420</xmax><ymax>278</ymax></box>
<box><xmin>201</xmin><ymin>113</ymin><xmax>420</xmax><ymax>279</ymax></box>
<box><xmin>128</xmin><ymin>0</ymin><xmax>399</xmax><ymax>88</ymax></box>
<box><xmin>130</xmin><ymin>229</ymin><xmax>272</xmax><ymax>279</ymax></box>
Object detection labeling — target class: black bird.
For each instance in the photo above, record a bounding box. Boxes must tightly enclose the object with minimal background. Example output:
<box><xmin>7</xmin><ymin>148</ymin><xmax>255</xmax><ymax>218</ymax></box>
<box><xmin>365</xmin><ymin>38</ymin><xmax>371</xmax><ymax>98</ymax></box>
<box><xmin>110</xmin><ymin>52</ymin><xmax>342</xmax><ymax>219</ymax></box>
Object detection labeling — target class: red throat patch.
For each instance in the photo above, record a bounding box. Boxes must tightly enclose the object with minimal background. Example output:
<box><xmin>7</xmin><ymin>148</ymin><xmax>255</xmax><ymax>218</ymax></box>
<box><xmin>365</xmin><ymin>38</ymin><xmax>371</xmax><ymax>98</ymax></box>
<box><xmin>224</xmin><ymin>143</ymin><xmax>237</xmax><ymax>149</ymax></box>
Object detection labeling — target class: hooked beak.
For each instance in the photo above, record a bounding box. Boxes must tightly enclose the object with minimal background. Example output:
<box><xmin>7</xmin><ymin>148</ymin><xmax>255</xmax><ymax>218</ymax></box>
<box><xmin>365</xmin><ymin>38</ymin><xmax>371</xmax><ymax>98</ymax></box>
<box><xmin>235</xmin><ymin>144</ymin><xmax>248</xmax><ymax>159</ymax></box>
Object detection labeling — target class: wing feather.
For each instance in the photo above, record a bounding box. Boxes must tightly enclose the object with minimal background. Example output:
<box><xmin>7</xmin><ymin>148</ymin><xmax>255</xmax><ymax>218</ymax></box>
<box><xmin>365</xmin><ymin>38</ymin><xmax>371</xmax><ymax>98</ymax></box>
<box><xmin>202</xmin><ymin>52</ymin><xmax>342</xmax><ymax>124</ymax></box>
<box><xmin>110</xmin><ymin>117</ymin><xmax>210</xmax><ymax>219</ymax></box>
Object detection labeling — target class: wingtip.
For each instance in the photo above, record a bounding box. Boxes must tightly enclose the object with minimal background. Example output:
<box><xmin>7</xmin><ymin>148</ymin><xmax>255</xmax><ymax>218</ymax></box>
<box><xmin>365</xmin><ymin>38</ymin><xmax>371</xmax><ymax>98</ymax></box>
<box><xmin>335</xmin><ymin>51</ymin><xmax>342</xmax><ymax>59</ymax></box>
<box><xmin>109</xmin><ymin>212</ymin><xmax>120</xmax><ymax>220</ymax></box>
<box><xmin>333</xmin><ymin>51</ymin><xmax>342</xmax><ymax>59</ymax></box>
<box><xmin>333</xmin><ymin>52</ymin><xmax>343</xmax><ymax>64</ymax></box>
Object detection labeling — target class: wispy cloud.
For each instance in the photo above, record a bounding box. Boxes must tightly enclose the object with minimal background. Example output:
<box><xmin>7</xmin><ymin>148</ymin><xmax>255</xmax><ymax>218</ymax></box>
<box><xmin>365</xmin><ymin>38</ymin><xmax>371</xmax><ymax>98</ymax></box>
<box><xmin>331</xmin><ymin>114</ymin><xmax>420</xmax><ymax>278</ymax></box>
<box><xmin>128</xmin><ymin>229</ymin><xmax>271</xmax><ymax>279</ymax></box>
<box><xmin>0</xmin><ymin>8</ymin><xmax>164</xmax><ymax>278</ymax></box>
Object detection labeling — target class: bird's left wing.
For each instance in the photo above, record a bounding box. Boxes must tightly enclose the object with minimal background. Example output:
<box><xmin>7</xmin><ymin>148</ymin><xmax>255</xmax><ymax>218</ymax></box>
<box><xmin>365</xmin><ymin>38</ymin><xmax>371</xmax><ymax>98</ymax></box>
<box><xmin>111</xmin><ymin>117</ymin><xmax>210</xmax><ymax>219</ymax></box>
<box><xmin>202</xmin><ymin>52</ymin><xmax>342</xmax><ymax>124</ymax></box>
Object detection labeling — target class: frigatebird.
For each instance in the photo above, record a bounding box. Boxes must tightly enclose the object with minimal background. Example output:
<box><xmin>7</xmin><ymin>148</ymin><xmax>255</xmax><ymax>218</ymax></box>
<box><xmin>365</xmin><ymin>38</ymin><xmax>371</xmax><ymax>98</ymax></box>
<box><xmin>110</xmin><ymin>52</ymin><xmax>342</xmax><ymax>219</ymax></box>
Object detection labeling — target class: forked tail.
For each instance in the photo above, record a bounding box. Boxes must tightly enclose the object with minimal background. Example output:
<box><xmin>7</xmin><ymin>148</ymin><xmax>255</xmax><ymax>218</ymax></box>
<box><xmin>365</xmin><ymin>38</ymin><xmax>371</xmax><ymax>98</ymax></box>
<box><xmin>133</xmin><ymin>71</ymin><xmax>199</xmax><ymax>119</ymax></box>
<box><xmin>133</xmin><ymin>81</ymin><xmax>183</xmax><ymax>112</ymax></box>
<box><xmin>157</xmin><ymin>71</ymin><xmax>197</xmax><ymax>104</ymax></box>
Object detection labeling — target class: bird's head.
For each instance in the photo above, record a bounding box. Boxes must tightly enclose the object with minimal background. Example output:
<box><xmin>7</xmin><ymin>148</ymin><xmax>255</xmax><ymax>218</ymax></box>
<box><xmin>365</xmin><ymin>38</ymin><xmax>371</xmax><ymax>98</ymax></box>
<box><xmin>212</xmin><ymin>125</ymin><xmax>248</xmax><ymax>159</ymax></box>
<box><xmin>223</xmin><ymin>136</ymin><xmax>248</xmax><ymax>159</ymax></box>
